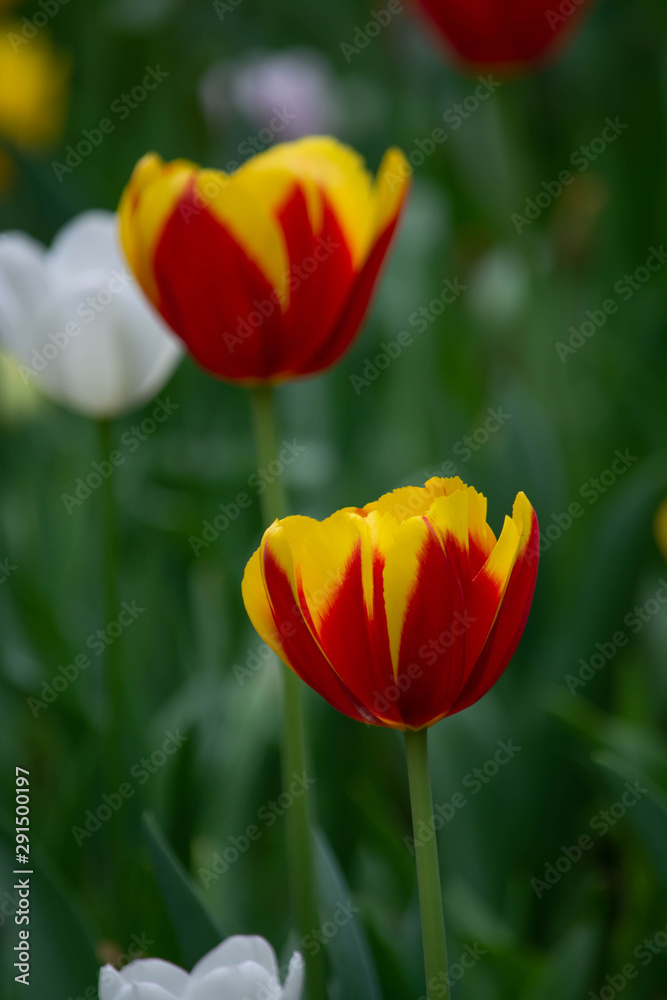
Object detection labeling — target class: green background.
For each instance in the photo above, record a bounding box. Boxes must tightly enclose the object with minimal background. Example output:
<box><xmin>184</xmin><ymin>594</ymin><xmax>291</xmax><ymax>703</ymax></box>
<box><xmin>1</xmin><ymin>0</ymin><xmax>667</xmax><ymax>997</ymax></box>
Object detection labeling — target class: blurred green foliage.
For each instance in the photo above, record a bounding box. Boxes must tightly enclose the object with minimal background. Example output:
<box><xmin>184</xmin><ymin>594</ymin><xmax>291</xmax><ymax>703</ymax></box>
<box><xmin>1</xmin><ymin>0</ymin><xmax>667</xmax><ymax>997</ymax></box>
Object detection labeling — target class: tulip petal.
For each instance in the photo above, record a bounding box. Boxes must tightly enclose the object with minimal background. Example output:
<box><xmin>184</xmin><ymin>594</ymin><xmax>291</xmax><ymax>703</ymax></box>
<box><xmin>237</xmin><ymin>136</ymin><xmax>376</xmax><ymax>268</ymax></box>
<box><xmin>152</xmin><ymin>184</ymin><xmax>287</xmax><ymax>382</ymax></box>
<box><xmin>98</xmin><ymin>964</ymin><xmax>127</xmax><ymax>1000</ymax></box>
<box><xmin>185</xmin><ymin>963</ymin><xmax>281</xmax><ymax>1000</ymax></box>
<box><xmin>0</xmin><ymin>232</ymin><xmax>47</xmax><ymax>353</ymax></box>
<box><xmin>190</xmin><ymin>936</ymin><xmax>278</xmax><ymax>981</ymax></box>
<box><xmin>118</xmin><ymin>958</ymin><xmax>189</xmax><ymax>997</ymax></box>
<box><xmin>305</xmin><ymin>149</ymin><xmax>410</xmax><ymax>374</ymax></box>
<box><xmin>296</xmin><ymin>511</ymin><xmax>400</xmax><ymax>725</ymax></box>
<box><xmin>48</xmin><ymin>210</ymin><xmax>121</xmax><ymax>278</ymax></box>
<box><xmin>125</xmin><ymin>986</ymin><xmax>179</xmax><ymax>1000</ymax></box>
<box><xmin>451</xmin><ymin>493</ymin><xmax>539</xmax><ymax>714</ymax></box>
<box><xmin>277</xmin><ymin>184</ymin><xmax>356</xmax><ymax>376</ymax></box>
<box><xmin>197</xmin><ymin>168</ymin><xmax>290</xmax><ymax>304</ymax></box>
<box><xmin>258</xmin><ymin>519</ymin><xmax>378</xmax><ymax>723</ymax></box>
<box><xmin>282</xmin><ymin>953</ymin><xmax>305</xmax><ymax>1000</ymax></box>
<box><xmin>382</xmin><ymin>515</ymin><xmax>466</xmax><ymax>728</ymax></box>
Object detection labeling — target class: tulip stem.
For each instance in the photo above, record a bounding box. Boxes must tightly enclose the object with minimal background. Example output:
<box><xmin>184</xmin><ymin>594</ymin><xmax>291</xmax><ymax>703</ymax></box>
<box><xmin>249</xmin><ymin>385</ymin><xmax>328</xmax><ymax>1000</ymax></box>
<box><xmin>97</xmin><ymin>418</ymin><xmax>125</xmax><ymax>928</ymax></box>
<box><xmin>404</xmin><ymin>727</ymin><xmax>449</xmax><ymax>999</ymax></box>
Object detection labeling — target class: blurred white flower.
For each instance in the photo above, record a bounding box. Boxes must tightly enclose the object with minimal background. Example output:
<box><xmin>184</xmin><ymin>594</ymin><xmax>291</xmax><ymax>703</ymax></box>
<box><xmin>99</xmin><ymin>936</ymin><xmax>304</xmax><ymax>1000</ymax></box>
<box><xmin>200</xmin><ymin>48</ymin><xmax>342</xmax><ymax>139</ymax></box>
<box><xmin>0</xmin><ymin>211</ymin><xmax>182</xmax><ymax>419</ymax></box>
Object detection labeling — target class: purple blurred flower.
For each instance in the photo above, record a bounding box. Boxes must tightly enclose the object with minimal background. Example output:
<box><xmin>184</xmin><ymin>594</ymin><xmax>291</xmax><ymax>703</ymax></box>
<box><xmin>200</xmin><ymin>48</ymin><xmax>342</xmax><ymax>140</ymax></box>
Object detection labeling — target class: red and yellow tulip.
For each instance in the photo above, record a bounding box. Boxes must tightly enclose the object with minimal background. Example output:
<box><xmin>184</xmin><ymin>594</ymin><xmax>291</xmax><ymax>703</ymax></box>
<box><xmin>414</xmin><ymin>0</ymin><xmax>593</xmax><ymax>70</ymax></box>
<box><xmin>243</xmin><ymin>476</ymin><xmax>539</xmax><ymax>730</ymax></box>
<box><xmin>118</xmin><ymin>138</ymin><xmax>410</xmax><ymax>385</ymax></box>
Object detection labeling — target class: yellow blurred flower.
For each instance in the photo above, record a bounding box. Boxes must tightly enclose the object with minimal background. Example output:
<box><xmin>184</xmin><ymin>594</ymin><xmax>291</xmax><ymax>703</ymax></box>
<box><xmin>0</xmin><ymin>24</ymin><xmax>69</xmax><ymax>187</ymax></box>
<box><xmin>654</xmin><ymin>499</ymin><xmax>667</xmax><ymax>563</ymax></box>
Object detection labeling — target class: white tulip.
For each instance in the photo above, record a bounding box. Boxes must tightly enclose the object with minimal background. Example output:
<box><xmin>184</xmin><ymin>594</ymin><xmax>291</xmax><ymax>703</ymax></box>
<box><xmin>0</xmin><ymin>210</ymin><xmax>182</xmax><ymax>419</ymax></box>
<box><xmin>98</xmin><ymin>936</ymin><xmax>304</xmax><ymax>1000</ymax></box>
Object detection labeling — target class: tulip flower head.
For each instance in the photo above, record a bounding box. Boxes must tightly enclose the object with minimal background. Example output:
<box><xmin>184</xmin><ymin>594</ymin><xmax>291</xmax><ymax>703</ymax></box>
<box><xmin>99</xmin><ymin>936</ymin><xmax>304</xmax><ymax>999</ymax></box>
<box><xmin>243</xmin><ymin>477</ymin><xmax>539</xmax><ymax>730</ymax></box>
<box><xmin>0</xmin><ymin>211</ymin><xmax>182</xmax><ymax>418</ymax></box>
<box><xmin>413</xmin><ymin>0</ymin><xmax>594</xmax><ymax>70</ymax></box>
<box><xmin>119</xmin><ymin>137</ymin><xmax>410</xmax><ymax>384</ymax></box>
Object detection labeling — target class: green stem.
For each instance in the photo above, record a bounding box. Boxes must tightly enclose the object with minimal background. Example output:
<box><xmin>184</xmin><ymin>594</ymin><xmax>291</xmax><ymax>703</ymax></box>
<box><xmin>404</xmin><ymin>728</ymin><xmax>449</xmax><ymax>999</ymax></box>
<box><xmin>97</xmin><ymin>420</ymin><xmax>123</xmax><ymax>738</ymax></box>
<box><xmin>97</xmin><ymin>419</ymin><xmax>125</xmax><ymax>930</ymax></box>
<box><xmin>249</xmin><ymin>385</ymin><xmax>328</xmax><ymax>1000</ymax></box>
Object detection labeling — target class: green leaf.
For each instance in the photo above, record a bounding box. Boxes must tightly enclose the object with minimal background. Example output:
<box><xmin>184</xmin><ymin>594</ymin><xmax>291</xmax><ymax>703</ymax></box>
<box><xmin>520</xmin><ymin>923</ymin><xmax>599</xmax><ymax>1000</ymax></box>
<box><xmin>141</xmin><ymin>811</ymin><xmax>224</xmax><ymax>969</ymax></box>
<box><xmin>593</xmin><ymin>752</ymin><xmax>667</xmax><ymax>892</ymax></box>
<box><xmin>313</xmin><ymin>827</ymin><xmax>382</xmax><ymax>1000</ymax></box>
<box><xmin>0</xmin><ymin>830</ymin><xmax>99</xmax><ymax>1000</ymax></box>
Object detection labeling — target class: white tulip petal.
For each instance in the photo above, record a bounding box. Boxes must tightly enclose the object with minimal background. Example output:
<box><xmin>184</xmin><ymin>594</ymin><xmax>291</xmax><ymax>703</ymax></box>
<box><xmin>0</xmin><ymin>233</ymin><xmax>48</xmax><ymax>353</ymax></box>
<box><xmin>185</xmin><ymin>962</ymin><xmax>281</xmax><ymax>1000</ymax></box>
<box><xmin>111</xmin><ymin>276</ymin><xmax>183</xmax><ymax>404</ymax></box>
<box><xmin>0</xmin><ymin>211</ymin><xmax>181</xmax><ymax>417</ymax></box>
<box><xmin>98</xmin><ymin>963</ymin><xmax>127</xmax><ymax>1000</ymax></box>
<box><xmin>23</xmin><ymin>273</ymin><xmax>133</xmax><ymax>418</ymax></box>
<box><xmin>282</xmin><ymin>953</ymin><xmax>305</xmax><ymax>1000</ymax></box>
<box><xmin>125</xmin><ymin>985</ymin><xmax>179</xmax><ymax>1000</ymax></box>
<box><xmin>47</xmin><ymin>210</ymin><xmax>122</xmax><ymax>279</ymax></box>
<box><xmin>119</xmin><ymin>958</ymin><xmax>189</xmax><ymax>996</ymax></box>
<box><xmin>191</xmin><ymin>937</ymin><xmax>279</xmax><ymax>981</ymax></box>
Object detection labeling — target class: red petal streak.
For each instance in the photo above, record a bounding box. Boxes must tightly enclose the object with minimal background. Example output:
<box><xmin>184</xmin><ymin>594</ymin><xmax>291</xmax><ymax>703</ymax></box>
<box><xmin>305</xmin><ymin>215</ymin><xmax>400</xmax><ymax>373</ymax></box>
<box><xmin>153</xmin><ymin>180</ymin><xmax>286</xmax><ymax>381</ymax></box>
<box><xmin>262</xmin><ymin>545</ymin><xmax>380</xmax><ymax>724</ymax></box>
<box><xmin>277</xmin><ymin>187</ymin><xmax>356</xmax><ymax>375</ymax></box>
<box><xmin>302</xmin><ymin>542</ymin><xmax>402</xmax><ymax>726</ymax></box>
<box><xmin>394</xmin><ymin>520</ymin><xmax>466</xmax><ymax>729</ymax></box>
<box><xmin>450</xmin><ymin>508</ymin><xmax>539</xmax><ymax>715</ymax></box>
